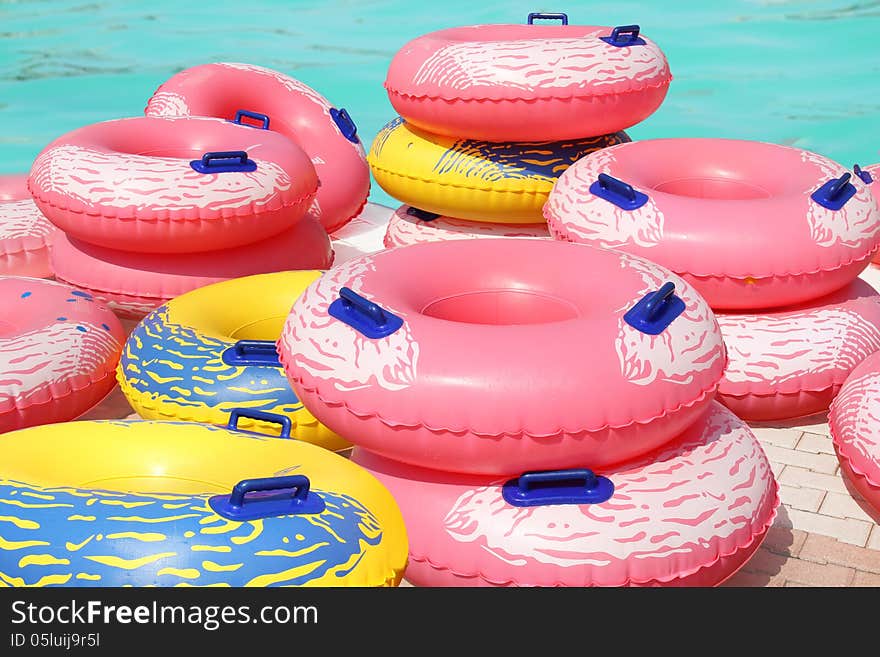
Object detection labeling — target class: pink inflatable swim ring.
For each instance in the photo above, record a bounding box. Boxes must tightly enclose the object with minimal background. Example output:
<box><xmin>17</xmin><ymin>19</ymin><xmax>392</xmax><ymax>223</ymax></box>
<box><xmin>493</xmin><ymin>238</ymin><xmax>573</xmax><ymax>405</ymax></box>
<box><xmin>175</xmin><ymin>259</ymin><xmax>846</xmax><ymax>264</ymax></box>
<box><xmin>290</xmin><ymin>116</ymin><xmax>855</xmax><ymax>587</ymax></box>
<box><xmin>28</xmin><ymin>116</ymin><xmax>318</xmax><ymax>253</ymax></box>
<box><xmin>145</xmin><ymin>62</ymin><xmax>370</xmax><ymax>234</ymax></box>
<box><xmin>353</xmin><ymin>402</ymin><xmax>778</xmax><ymax>587</ymax></box>
<box><xmin>50</xmin><ymin>215</ymin><xmax>333</xmax><ymax>319</ymax></box>
<box><xmin>829</xmin><ymin>349</ymin><xmax>880</xmax><ymax>517</ymax></box>
<box><xmin>860</xmin><ymin>163</ymin><xmax>880</xmax><ymax>264</ymax></box>
<box><xmin>716</xmin><ymin>279</ymin><xmax>880</xmax><ymax>421</ymax></box>
<box><xmin>384</xmin><ymin>205</ymin><xmax>550</xmax><ymax>248</ymax></box>
<box><xmin>0</xmin><ymin>175</ymin><xmax>57</xmax><ymax>278</ymax></box>
<box><xmin>277</xmin><ymin>239</ymin><xmax>726</xmax><ymax>475</ymax></box>
<box><xmin>385</xmin><ymin>15</ymin><xmax>671</xmax><ymax>142</ymax></box>
<box><xmin>545</xmin><ymin>140</ymin><xmax>880</xmax><ymax>310</ymax></box>
<box><xmin>0</xmin><ymin>276</ymin><xmax>124</xmax><ymax>433</ymax></box>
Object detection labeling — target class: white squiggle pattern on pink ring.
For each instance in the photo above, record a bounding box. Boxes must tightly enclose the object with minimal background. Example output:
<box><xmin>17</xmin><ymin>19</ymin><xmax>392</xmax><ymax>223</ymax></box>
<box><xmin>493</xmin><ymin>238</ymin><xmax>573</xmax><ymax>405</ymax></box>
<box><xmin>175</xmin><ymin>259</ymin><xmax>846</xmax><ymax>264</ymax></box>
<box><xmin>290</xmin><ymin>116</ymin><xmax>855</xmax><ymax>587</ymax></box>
<box><xmin>215</xmin><ymin>63</ymin><xmax>365</xmax><ymax>158</ymax></box>
<box><xmin>801</xmin><ymin>150</ymin><xmax>880</xmax><ymax>248</ymax></box>
<box><xmin>386</xmin><ymin>211</ymin><xmax>550</xmax><ymax>247</ymax></box>
<box><xmin>218</xmin><ymin>63</ymin><xmax>332</xmax><ymax>112</ymax></box>
<box><xmin>615</xmin><ymin>252</ymin><xmax>723</xmax><ymax>386</ymax></box>
<box><xmin>545</xmin><ymin>148</ymin><xmax>665</xmax><ymax>247</ymax></box>
<box><xmin>0</xmin><ymin>322</ymin><xmax>120</xmax><ymax>402</ymax></box>
<box><xmin>280</xmin><ymin>256</ymin><xmax>419</xmax><ymax>392</ymax></box>
<box><xmin>831</xmin><ymin>369</ymin><xmax>880</xmax><ymax>468</ymax></box>
<box><xmin>30</xmin><ymin>144</ymin><xmax>292</xmax><ymax>213</ymax></box>
<box><xmin>443</xmin><ymin>404</ymin><xmax>773</xmax><ymax>569</ymax></box>
<box><xmin>144</xmin><ymin>91</ymin><xmax>191</xmax><ymax>117</ymax></box>
<box><xmin>412</xmin><ymin>36</ymin><xmax>669</xmax><ymax>92</ymax></box>
<box><xmin>718</xmin><ymin>309</ymin><xmax>880</xmax><ymax>386</ymax></box>
<box><xmin>0</xmin><ymin>200</ymin><xmax>55</xmax><ymax>241</ymax></box>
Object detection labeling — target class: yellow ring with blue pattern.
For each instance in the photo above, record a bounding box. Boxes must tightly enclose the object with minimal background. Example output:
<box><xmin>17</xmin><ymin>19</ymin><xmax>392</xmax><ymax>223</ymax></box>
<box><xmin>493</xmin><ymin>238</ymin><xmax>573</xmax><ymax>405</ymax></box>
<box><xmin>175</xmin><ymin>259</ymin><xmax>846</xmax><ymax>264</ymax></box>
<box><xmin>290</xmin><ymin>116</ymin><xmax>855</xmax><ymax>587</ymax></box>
<box><xmin>0</xmin><ymin>417</ymin><xmax>408</xmax><ymax>587</ymax></box>
<box><xmin>117</xmin><ymin>271</ymin><xmax>349</xmax><ymax>452</ymax></box>
<box><xmin>367</xmin><ymin>116</ymin><xmax>630</xmax><ymax>223</ymax></box>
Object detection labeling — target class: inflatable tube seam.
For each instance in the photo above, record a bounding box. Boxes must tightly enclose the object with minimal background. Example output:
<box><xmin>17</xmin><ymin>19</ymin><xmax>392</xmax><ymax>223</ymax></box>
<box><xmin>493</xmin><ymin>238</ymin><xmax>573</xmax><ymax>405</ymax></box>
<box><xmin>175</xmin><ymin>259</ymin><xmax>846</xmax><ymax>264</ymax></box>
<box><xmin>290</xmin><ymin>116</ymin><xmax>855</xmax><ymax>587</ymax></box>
<box><xmin>547</xmin><ymin>210</ymin><xmax>878</xmax><ymax>279</ymax></box>
<box><xmin>0</xmin><ymin>238</ymin><xmax>53</xmax><ymax>257</ymax></box>
<box><xmin>0</xmin><ymin>367</ymin><xmax>116</xmax><ymax>415</ymax></box>
<box><xmin>406</xmin><ymin>485</ymin><xmax>778</xmax><ymax>587</ymax></box>
<box><xmin>280</xmin><ymin>350</ymin><xmax>721</xmax><ymax>437</ymax></box>
<box><xmin>369</xmin><ymin>163</ymin><xmax>553</xmax><ymax>196</ymax></box>
<box><xmin>385</xmin><ymin>76</ymin><xmax>672</xmax><ymax>104</ymax></box>
<box><xmin>327</xmin><ymin>193</ymin><xmax>370</xmax><ymax>236</ymax></box>
<box><xmin>30</xmin><ymin>185</ymin><xmax>317</xmax><ymax>226</ymax></box>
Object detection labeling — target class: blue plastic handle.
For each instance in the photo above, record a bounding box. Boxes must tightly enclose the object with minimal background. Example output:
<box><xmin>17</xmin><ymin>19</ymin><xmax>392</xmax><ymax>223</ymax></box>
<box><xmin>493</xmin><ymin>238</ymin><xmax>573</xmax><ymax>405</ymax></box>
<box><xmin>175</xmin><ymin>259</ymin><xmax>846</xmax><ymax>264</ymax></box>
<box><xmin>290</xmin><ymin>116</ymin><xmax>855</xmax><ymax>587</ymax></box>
<box><xmin>406</xmin><ymin>206</ymin><xmax>441</xmax><ymax>222</ymax></box>
<box><xmin>328</xmin><ymin>287</ymin><xmax>403</xmax><ymax>339</ymax></box>
<box><xmin>502</xmin><ymin>469</ymin><xmax>614</xmax><ymax>507</ymax></box>
<box><xmin>624</xmin><ymin>281</ymin><xmax>686</xmax><ymax>335</ymax></box>
<box><xmin>854</xmin><ymin>164</ymin><xmax>874</xmax><ymax>185</ymax></box>
<box><xmin>231</xmin><ymin>109</ymin><xmax>270</xmax><ymax>130</ymax></box>
<box><xmin>221</xmin><ymin>340</ymin><xmax>282</xmax><ymax>367</ymax></box>
<box><xmin>811</xmin><ymin>172</ymin><xmax>857</xmax><ymax>211</ymax></box>
<box><xmin>330</xmin><ymin>107</ymin><xmax>359</xmax><ymax>143</ymax></box>
<box><xmin>208</xmin><ymin>475</ymin><xmax>325</xmax><ymax>521</ymax></box>
<box><xmin>527</xmin><ymin>12</ymin><xmax>568</xmax><ymax>25</ymax></box>
<box><xmin>600</xmin><ymin>24</ymin><xmax>646</xmax><ymax>47</ymax></box>
<box><xmin>227</xmin><ymin>408</ymin><xmax>292</xmax><ymax>439</ymax></box>
<box><xmin>190</xmin><ymin>150</ymin><xmax>257</xmax><ymax>174</ymax></box>
<box><xmin>589</xmin><ymin>172</ymin><xmax>649</xmax><ymax>210</ymax></box>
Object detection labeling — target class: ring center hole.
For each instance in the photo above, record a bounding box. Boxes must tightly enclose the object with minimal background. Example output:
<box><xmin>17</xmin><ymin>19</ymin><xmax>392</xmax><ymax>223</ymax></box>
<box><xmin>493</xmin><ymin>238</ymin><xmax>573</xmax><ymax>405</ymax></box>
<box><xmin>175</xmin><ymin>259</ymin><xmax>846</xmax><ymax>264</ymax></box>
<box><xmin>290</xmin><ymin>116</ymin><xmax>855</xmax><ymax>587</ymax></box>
<box><xmin>420</xmin><ymin>290</ymin><xmax>578</xmax><ymax>325</ymax></box>
<box><xmin>651</xmin><ymin>177</ymin><xmax>771</xmax><ymax>200</ymax></box>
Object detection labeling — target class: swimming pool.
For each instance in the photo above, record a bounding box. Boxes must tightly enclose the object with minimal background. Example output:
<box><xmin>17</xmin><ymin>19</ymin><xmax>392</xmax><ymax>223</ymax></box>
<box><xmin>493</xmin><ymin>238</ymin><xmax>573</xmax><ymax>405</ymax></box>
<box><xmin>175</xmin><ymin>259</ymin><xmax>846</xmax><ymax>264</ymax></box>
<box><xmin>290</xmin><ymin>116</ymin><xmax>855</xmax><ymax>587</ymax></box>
<box><xmin>1</xmin><ymin>0</ymin><xmax>878</xmax><ymax>208</ymax></box>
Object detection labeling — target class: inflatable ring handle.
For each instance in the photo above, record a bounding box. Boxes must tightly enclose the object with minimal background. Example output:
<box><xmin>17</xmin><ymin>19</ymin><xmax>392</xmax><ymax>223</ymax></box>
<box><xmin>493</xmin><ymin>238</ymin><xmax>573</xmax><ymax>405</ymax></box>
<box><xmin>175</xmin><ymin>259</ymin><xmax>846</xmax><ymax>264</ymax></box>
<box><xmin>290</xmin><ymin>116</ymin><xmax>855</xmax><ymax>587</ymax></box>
<box><xmin>624</xmin><ymin>281</ymin><xmax>686</xmax><ymax>335</ymax></box>
<box><xmin>811</xmin><ymin>172</ymin><xmax>857</xmax><ymax>211</ymax></box>
<box><xmin>527</xmin><ymin>12</ymin><xmax>568</xmax><ymax>25</ymax></box>
<box><xmin>208</xmin><ymin>475</ymin><xmax>326</xmax><ymax>520</ymax></box>
<box><xmin>328</xmin><ymin>287</ymin><xmax>404</xmax><ymax>339</ymax></box>
<box><xmin>600</xmin><ymin>24</ymin><xmax>646</xmax><ymax>47</ymax></box>
<box><xmin>854</xmin><ymin>164</ymin><xmax>874</xmax><ymax>185</ymax></box>
<box><xmin>405</xmin><ymin>206</ymin><xmax>441</xmax><ymax>222</ymax></box>
<box><xmin>190</xmin><ymin>150</ymin><xmax>257</xmax><ymax>174</ymax></box>
<box><xmin>231</xmin><ymin>109</ymin><xmax>271</xmax><ymax>130</ymax></box>
<box><xmin>227</xmin><ymin>408</ymin><xmax>293</xmax><ymax>439</ymax></box>
<box><xmin>589</xmin><ymin>172</ymin><xmax>649</xmax><ymax>210</ymax></box>
<box><xmin>221</xmin><ymin>339</ymin><xmax>282</xmax><ymax>367</ymax></box>
<box><xmin>502</xmin><ymin>468</ymin><xmax>614</xmax><ymax>507</ymax></box>
<box><xmin>330</xmin><ymin>107</ymin><xmax>359</xmax><ymax>143</ymax></box>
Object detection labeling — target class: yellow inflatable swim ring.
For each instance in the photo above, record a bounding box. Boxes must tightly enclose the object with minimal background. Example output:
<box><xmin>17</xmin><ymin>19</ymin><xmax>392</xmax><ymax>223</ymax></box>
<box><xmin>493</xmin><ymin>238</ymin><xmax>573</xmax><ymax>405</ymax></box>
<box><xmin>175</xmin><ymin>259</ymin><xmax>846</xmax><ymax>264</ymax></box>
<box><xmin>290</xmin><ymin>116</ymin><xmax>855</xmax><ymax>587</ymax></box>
<box><xmin>367</xmin><ymin>116</ymin><xmax>630</xmax><ymax>223</ymax></box>
<box><xmin>0</xmin><ymin>418</ymin><xmax>408</xmax><ymax>587</ymax></box>
<box><xmin>117</xmin><ymin>271</ymin><xmax>349</xmax><ymax>452</ymax></box>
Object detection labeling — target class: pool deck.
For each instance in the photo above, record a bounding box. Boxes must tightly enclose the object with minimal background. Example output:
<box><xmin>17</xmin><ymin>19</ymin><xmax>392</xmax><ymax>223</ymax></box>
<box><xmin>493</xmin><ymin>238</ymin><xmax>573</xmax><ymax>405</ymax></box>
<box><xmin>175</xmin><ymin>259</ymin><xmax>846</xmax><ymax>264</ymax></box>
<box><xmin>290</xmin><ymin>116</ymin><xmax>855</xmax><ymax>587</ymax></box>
<box><xmin>80</xmin><ymin>204</ymin><xmax>880</xmax><ymax>587</ymax></box>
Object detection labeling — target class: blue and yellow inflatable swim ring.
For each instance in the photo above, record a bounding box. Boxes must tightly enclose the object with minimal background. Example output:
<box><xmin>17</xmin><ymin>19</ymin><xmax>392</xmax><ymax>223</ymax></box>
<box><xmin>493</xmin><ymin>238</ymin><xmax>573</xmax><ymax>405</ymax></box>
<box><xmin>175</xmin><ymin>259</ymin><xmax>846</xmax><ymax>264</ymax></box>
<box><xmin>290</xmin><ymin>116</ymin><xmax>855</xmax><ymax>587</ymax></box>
<box><xmin>117</xmin><ymin>271</ymin><xmax>348</xmax><ymax>451</ymax></box>
<box><xmin>367</xmin><ymin>116</ymin><xmax>630</xmax><ymax>223</ymax></box>
<box><xmin>0</xmin><ymin>416</ymin><xmax>408</xmax><ymax>587</ymax></box>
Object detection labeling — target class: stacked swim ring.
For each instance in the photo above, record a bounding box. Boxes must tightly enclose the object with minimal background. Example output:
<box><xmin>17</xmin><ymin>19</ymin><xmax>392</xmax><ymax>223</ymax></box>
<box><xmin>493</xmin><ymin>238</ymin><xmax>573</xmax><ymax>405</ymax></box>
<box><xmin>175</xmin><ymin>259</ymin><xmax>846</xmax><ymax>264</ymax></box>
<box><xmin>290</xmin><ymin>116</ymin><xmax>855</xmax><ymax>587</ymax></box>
<box><xmin>0</xmin><ymin>276</ymin><xmax>124</xmax><ymax>433</ymax></box>
<box><xmin>860</xmin><ymin>163</ymin><xmax>880</xmax><ymax>264</ymax></box>
<box><xmin>371</xmin><ymin>13</ymin><xmax>665</xmax><ymax>241</ymax></box>
<box><xmin>277</xmin><ymin>239</ymin><xmax>779</xmax><ymax>586</ymax></box>
<box><xmin>118</xmin><ymin>271</ymin><xmax>348</xmax><ymax>451</ymax></box>
<box><xmin>145</xmin><ymin>62</ymin><xmax>370</xmax><ymax>234</ymax></box>
<box><xmin>384</xmin><ymin>204</ymin><xmax>551</xmax><ymax>249</ymax></box>
<box><xmin>29</xmin><ymin>115</ymin><xmax>331</xmax><ymax>318</ymax></box>
<box><xmin>0</xmin><ymin>417</ymin><xmax>408</xmax><ymax>586</ymax></box>
<box><xmin>546</xmin><ymin>140</ymin><xmax>880</xmax><ymax>420</ymax></box>
<box><xmin>829</xmin><ymin>349</ymin><xmax>880</xmax><ymax>518</ymax></box>
<box><xmin>0</xmin><ymin>174</ymin><xmax>57</xmax><ymax>278</ymax></box>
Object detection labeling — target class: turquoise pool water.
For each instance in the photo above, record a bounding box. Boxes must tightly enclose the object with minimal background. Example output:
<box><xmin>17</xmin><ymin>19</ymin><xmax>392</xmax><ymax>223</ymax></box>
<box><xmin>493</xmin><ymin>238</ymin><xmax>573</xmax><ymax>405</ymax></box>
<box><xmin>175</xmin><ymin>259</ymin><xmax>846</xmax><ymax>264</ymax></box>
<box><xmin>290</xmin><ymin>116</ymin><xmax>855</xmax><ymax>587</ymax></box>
<box><xmin>1</xmin><ymin>0</ymin><xmax>879</xmax><ymax>208</ymax></box>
